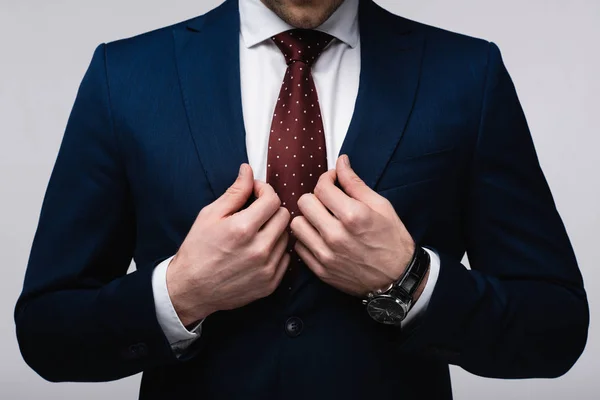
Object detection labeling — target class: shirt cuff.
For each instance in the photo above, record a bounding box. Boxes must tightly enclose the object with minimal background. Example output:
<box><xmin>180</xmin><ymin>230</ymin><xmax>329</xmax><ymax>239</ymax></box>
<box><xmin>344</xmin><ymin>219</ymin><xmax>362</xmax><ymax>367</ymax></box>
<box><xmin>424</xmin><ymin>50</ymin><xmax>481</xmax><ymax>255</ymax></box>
<box><xmin>152</xmin><ymin>255</ymin><xmax>204</xmax><ymax>351</ymax></box>
<box><xmin>400</xmin><ymin>246</ymin><xmax>441</xmax><ymax>327</ymax></box>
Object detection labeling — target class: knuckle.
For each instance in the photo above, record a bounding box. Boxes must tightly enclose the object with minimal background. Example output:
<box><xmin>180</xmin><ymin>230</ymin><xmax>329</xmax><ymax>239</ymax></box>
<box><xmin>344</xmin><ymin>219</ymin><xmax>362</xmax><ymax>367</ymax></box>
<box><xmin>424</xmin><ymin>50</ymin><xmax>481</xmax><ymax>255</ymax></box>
<box><xmin>317</xmin><ymin>171</ymin><xmax>328</xmax><ymax>182</ymax></box>
<box><xmin>197</xmin><ymin>205</ymin><xmax>209</xmax><ymax>217</ymax></box>
<box><xmin>267</xmin><ymin>275</ymin><xmax>280</xmax><ymax>293</ymax></box>
<box><xmin>313</xmin><ymin>182</ymin><xmax>324</xmax><ymax>199</ymax></box>
<box><xmin>269</xmin><ymin>191</ymin><xmax>282</xmax><ymax>209</ymax></box>
<box><xmin>250</xmin><ymin>245</ymin><xmax>270</xmax><ymax>263</ymax></box>
<box><xmin>351</xmin><ymin>174</ymin><xmax>363</xmax><ymax>184</ymax></box>
<box><xmin>230</xmin><ymin>221</ymin><xmax>253</xmax><ymax>241</ymax></box>
<box><xmin>324</xmin><ymin>229</ymin><xmax>344</xmax><ymax>248</ymax></box>
<box><xmin>289</xmin><ymin>215</ymin><xmax>301</xmax><ymax>230</ymax></box>
<box><xmin>378</xmin><ymin>198</ymin><xmax>394</xmax><ymax>213</ymax></box>
<box><xmin>260</xmin><ymin>263</ymin><xmax>276</xmax><ymax>281</ymax></box>
<box><xmin>254</xmin><ymin>180</ymin><xmax>266</xmax><ymax>197</ymax></box>
<box><xmin>377</xmin><ymin>195</ymin><xmax>392</xmax><ymax>208</ymax></box>
<box><xmin>280</xmin><ymin>206</ymin><xmax>291</xmax><ymax>222</ymax></box>
<box><xmin>297</xmin><ymin>192</ymin><xmax>311</xmax><ymax>207</ymax></box>
<box><xmin>316</xmin><ymin>248</ymin><xmax>336</xmax><ymax>265</ymax></box>
<box><xmin>342</xmin><ymin>205</ymin><xmax>367</xmax><ymax>230</ymax></box>
<box><xmin>225</xmin><ymin>183</ymin><xmax>244</xmax><ymax>196</ymax></box>
<box><xmin>196</xmin><ymin>204</ymin><xmax>213</xmax><ymax>222</ymax></box>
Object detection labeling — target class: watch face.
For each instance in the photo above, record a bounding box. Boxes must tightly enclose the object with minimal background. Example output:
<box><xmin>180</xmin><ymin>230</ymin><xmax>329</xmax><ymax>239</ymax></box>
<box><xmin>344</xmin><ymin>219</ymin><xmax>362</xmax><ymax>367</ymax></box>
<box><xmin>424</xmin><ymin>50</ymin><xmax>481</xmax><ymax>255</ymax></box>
<box><xmin>366</xmin><ymin>296</ymin><xmax>408</xmax><ymax>326</ymax></box>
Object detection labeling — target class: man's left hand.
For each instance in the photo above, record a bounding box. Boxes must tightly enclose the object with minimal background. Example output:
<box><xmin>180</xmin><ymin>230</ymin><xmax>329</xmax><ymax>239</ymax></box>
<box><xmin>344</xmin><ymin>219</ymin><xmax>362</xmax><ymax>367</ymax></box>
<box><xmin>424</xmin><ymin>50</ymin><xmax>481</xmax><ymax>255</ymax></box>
<box><xmin>291</xmin><ymin>154</ymin><xmax>420</xmax><ymax>298</ymax></box>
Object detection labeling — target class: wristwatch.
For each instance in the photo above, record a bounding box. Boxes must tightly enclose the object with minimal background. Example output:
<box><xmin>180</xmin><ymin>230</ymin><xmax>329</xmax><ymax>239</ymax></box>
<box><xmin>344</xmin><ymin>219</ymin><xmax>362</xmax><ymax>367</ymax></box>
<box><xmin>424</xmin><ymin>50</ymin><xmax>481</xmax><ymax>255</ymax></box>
<box><xmin>362</xmin><ymin>246</ymin><xmax>430</xmax><ymax>326</ymax></box>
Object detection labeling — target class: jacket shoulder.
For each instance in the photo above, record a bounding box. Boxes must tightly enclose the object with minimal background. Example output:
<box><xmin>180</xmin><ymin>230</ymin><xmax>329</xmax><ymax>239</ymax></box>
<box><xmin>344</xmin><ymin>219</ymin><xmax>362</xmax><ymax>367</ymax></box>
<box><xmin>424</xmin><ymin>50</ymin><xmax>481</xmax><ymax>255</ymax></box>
<box><xmin>379</xmin><ymin>4</ymin><xmax>493</xmax><ymax>61</ymax></box>
<box><xmin>382</xmin><ymin>9</ymin><xmax>496</xmax><ymax>88</ymax></box>
<box><xmin>414</xmin><ymin>19</ymin><xmax>491</xmax><ymax>53</ymax></box>
<box><xmin>100</xmin><ymin>0</ymin><xmax>229</xmax><ymax>68</ymax></box>
<box><xmin>101</xmin><ymin>16</ymin><xmax>193</xmax><ymax>67</ymax></box>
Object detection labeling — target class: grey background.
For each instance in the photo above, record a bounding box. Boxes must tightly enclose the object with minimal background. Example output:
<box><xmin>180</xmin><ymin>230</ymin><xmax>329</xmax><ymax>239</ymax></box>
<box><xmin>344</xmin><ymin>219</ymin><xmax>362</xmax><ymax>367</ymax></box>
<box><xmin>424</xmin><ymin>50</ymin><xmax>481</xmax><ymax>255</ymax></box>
<box><xmin>0</xmin><ymin>0</ymin><xmax>598</xmax><ymax>399</ymax></box>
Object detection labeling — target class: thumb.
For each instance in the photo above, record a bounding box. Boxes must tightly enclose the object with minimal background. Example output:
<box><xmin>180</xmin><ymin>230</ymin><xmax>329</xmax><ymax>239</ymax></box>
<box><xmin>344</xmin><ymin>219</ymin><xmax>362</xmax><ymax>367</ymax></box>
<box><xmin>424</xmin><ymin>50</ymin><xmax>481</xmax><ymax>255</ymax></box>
<box><xmin>336</xmin><ymin>155</ymin><xmax>379</xmax><ymax>205</ymax></box>
<box><xmin>213</xmin><ymin>163</ymin><xmax>255</xmax><ymax>216</ymax></box>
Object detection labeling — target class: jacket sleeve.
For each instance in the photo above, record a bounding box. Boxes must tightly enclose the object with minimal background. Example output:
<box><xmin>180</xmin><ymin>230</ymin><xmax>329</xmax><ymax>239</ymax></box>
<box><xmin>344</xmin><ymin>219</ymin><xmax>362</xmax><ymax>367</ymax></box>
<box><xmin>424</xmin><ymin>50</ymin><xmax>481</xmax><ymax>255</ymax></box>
<box><xmin>14</xmin><ymin>43</ymin><xmax>202</xmax><ymax>383</ymax></box>
<box><xmin>395</xmin><ymin>42</ymin><xmax>589</xmax><ymax>379</ymax></box>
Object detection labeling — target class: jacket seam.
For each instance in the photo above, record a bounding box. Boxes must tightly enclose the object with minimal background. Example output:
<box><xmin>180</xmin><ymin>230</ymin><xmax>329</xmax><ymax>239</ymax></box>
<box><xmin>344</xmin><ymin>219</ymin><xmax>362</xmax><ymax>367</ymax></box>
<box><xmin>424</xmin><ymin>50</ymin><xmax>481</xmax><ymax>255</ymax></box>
<box><xmin>101</xmin><ymin>42</ymin><xmax>127</xmax><ymax>169</ymax></box>
<box><xmin>471</xmin><ymin>41</ymin><xmax>494</xmax><ymax>172</ymax></box>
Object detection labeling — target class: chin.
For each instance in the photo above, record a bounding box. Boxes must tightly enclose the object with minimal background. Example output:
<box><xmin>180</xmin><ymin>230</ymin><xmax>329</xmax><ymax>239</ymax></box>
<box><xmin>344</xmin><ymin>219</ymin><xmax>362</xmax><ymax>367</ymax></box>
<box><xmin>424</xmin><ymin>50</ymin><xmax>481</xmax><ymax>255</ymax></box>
<box><xmin>262</xmin><ymin>0</ymin><xmax>342</xmax><ymax>29</ymax></box>
<box><xmin>288</xmin><ymin>14</ymin><xmax>326</xmax><ymax>29</ymax></box>
<box><xmin>283</xmin><ymin>7</ymin><xmax>330</xmax><ymax>28</ymax></box>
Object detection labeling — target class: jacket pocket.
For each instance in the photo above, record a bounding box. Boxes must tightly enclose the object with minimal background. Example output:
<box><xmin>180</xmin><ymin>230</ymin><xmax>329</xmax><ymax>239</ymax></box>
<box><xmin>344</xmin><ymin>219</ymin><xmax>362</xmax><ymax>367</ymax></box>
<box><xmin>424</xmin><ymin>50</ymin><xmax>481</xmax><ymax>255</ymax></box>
<box><xmin>376</xmin><ymin>146</ymin><xmax>456</xmax><ymax>192</ymax></box>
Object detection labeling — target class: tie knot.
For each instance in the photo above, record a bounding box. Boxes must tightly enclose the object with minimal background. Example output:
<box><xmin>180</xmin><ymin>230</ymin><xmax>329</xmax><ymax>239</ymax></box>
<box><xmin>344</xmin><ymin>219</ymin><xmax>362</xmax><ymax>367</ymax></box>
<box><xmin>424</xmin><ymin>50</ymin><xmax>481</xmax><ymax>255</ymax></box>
<box><xmin>271</xmin><ymin>29</ymin><xmax>334</xmax><ymax>67</ymax></box>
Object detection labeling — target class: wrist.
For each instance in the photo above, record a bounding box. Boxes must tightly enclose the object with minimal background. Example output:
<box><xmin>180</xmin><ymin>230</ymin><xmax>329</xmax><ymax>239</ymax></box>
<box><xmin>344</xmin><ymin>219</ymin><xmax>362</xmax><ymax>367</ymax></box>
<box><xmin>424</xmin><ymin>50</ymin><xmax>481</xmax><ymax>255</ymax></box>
<box><xmin>166</xmin><ymin>254</ymin><xmax>215</xmax><ymax>326</ymax></box>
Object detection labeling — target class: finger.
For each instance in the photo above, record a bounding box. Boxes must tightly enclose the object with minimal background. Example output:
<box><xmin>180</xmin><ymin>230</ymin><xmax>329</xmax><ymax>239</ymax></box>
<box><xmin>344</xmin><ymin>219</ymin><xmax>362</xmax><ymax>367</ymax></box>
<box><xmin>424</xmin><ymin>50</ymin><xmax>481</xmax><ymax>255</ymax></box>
<box><xmin>290</xmin><ymin>216</ymin><xmax>331</xmax><ymax>262</ymax></box>
<box><xmin>257</xmin><ymin>206</ymin><xmax>291</xmax><ymax>242</ymax></box>
<box><xmin>264</xmin><ymin>231</ymin><xmax>290</xmax><ymax>280</ymax></box>
<box><xmin>268</xmin><ymin>251</ymin><xmax>291</xmax><ymax>294</ymax></box>
<box><xmin>211</xmin><ymin>163</ymin><xmax>255</xmax><ymax>217</ymax></box>
<box><xmin>297</xmin><ymin>192</ymin><xmax>343</xmax><ymax>237</ymax></box>
<box><xmin>231</xmin><ymin>179</ymin><xmax>281</xmax><ymax>232</ymax></box>
<box><xmin>295</xmin><ymin>240</ymin><xmax>327</xmax><ymax>277</ymax></box>
<box><xmin>335</xmin><ymin>155</ymin><xmax>381</xmax><ymax>206</ymax></box>
<box><xmin>267</xmin><ymin>229</ymin><xmax>289</xmax><ymax>266</ymax></box>
<box><xmin>312</xmin><ymin>168</ymin><xmax>361</xmax><ymax>221</ymax></box>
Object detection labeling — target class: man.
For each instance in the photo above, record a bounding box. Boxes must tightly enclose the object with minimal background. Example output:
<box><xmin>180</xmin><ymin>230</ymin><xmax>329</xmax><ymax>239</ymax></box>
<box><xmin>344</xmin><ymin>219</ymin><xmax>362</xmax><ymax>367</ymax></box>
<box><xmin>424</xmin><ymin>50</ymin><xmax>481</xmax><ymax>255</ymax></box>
<box><xmin>15</xmin><ymin>0</ymin><xmax>589</xmax><ymax>398</ymax></box>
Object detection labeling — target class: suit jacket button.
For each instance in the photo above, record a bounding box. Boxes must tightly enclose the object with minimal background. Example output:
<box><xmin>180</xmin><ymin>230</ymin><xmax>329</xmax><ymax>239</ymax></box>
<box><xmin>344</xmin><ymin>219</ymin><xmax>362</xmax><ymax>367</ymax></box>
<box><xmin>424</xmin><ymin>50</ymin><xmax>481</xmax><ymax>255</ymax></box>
<box><xmin>285</xmin><ymin>317</ymin><xmax>303</xmax><ymax>338</ymax></box>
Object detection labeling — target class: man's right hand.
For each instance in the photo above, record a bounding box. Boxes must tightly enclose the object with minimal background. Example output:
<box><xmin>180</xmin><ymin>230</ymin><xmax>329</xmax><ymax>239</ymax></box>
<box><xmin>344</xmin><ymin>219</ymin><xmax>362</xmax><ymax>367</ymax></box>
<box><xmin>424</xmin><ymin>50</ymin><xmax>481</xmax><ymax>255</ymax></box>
<box><xmin>166</xmin><ymin>163</ymin><xmax>291</xmax><ymax>326</ymax></box>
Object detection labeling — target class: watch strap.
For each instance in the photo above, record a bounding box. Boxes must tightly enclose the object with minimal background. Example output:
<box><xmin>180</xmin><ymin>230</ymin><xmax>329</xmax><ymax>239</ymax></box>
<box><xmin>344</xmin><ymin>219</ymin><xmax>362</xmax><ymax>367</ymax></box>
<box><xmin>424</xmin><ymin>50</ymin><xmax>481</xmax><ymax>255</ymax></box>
<box><xmin>392</xmin><ymin>246</ymin><xmax>430</xmax><ymax>299</ymax></box>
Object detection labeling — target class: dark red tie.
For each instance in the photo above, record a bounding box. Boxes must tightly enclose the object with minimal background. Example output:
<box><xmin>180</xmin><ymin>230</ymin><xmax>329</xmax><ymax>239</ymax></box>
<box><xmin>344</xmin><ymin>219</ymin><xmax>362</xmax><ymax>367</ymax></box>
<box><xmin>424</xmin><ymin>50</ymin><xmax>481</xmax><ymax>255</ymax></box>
<box><xmin>266</xmin><ymin>29</ymin><xmax>334</xmax><ymax>291</ymax></box>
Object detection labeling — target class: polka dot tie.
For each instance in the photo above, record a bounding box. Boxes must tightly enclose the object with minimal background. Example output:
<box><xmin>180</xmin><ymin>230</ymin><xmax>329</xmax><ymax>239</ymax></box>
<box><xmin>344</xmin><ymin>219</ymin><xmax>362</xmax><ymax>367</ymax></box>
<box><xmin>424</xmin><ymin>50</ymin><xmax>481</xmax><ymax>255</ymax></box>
<box><xmin>266</xmin><ymin>29</ymin><xmax>334</xmax><ymax>290</ymax></box>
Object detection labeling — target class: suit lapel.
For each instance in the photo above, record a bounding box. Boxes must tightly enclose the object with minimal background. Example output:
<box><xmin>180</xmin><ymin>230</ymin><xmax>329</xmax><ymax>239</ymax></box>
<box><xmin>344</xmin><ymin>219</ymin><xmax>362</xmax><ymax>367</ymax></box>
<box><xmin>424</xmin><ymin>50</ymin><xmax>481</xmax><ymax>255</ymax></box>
<box><xmin>172</xmin><ymin>0</ymin><xmax>425</xmax><ymax>198</ymax></box>
<box><xmin>173</xmin><ymin>0</ymin><xmax>248</xmax><ymax>199</ymax></box>
<box><xmin>339</xmin><ymin>0</ymin><xmax>425</xmax><ymax>191</ymax></box>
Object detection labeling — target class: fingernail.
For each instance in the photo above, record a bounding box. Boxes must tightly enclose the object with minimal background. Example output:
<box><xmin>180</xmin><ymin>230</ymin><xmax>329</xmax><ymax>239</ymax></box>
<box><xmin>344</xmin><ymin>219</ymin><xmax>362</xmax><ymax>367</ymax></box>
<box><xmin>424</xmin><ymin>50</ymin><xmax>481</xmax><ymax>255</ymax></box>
<box><xmin>343</xmin><ymin>155</ymin><xmax>350</xmax><ymax>166</ymax></box>
<box><xmin>239</xmin><ymin>164</ymin><xmax>245</xmax><ymax>177</ymax></box>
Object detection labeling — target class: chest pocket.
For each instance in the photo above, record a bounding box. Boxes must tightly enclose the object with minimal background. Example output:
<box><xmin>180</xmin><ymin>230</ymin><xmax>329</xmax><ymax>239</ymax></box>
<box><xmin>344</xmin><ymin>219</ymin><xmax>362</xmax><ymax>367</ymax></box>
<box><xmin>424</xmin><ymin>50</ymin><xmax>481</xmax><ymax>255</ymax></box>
<box><xmin>375</xmin><ymin>146</ymin><xmax>456</xmax><ymax>192</ymax></box>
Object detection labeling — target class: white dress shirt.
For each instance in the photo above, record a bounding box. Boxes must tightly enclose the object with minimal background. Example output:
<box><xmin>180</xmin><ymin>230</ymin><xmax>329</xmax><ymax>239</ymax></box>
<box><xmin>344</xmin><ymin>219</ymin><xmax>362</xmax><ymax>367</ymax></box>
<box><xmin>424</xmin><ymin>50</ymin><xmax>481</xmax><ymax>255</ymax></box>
<box><xmin>151</xmin><ymin>0</ymin><xmax>441</xmax><ymax>354</ymax></box>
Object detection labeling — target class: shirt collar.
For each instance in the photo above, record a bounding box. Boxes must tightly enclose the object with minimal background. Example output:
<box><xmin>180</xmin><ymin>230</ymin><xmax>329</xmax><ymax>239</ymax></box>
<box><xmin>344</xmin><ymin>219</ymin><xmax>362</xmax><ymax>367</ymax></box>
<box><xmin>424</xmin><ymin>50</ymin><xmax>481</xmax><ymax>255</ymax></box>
<box><xmin>239</xmin><ymin>0</ymin><xmax>360</xmax><ymax>49</ymax></box>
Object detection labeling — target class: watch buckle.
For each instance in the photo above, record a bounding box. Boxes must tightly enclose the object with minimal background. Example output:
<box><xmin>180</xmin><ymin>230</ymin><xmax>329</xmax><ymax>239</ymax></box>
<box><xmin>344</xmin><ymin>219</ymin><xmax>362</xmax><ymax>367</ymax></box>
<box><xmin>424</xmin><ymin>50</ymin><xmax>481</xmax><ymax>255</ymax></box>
<box><xmin>375</xmin><ymin>281</ymin><xmax>395</xmax><ymax>295</ymax></box>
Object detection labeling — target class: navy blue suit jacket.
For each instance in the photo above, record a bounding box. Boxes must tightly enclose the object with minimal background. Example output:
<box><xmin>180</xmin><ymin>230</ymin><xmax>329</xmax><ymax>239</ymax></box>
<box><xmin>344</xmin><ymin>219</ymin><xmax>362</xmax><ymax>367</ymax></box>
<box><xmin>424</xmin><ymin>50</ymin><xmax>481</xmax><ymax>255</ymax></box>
<box><xmin>15</xmin><ymin>0</ymin><xmax>589</xmax><ymax>399</ymax></box>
